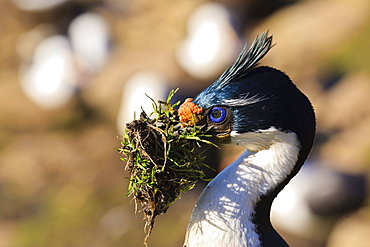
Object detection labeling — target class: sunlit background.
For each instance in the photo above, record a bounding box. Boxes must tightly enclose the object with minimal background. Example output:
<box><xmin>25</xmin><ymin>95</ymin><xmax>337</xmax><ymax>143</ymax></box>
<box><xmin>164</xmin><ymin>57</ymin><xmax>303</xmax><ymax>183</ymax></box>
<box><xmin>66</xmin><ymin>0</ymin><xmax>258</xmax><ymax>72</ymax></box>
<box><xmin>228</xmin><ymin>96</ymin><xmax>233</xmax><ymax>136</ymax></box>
<box><xmin>1</xmin><ymin>0</ymin><xmax>370</xmax><ymax>246</ymax></box>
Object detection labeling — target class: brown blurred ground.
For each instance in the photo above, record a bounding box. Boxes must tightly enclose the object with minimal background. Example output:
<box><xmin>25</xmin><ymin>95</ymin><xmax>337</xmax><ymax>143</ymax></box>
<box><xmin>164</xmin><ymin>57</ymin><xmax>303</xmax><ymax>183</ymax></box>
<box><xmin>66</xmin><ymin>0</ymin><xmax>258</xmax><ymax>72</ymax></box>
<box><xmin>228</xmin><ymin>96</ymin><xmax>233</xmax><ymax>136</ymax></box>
<box><xmin>0</xmin><ymin>0</ymin><xmax>370</xmax><ymax>246</ymax></box>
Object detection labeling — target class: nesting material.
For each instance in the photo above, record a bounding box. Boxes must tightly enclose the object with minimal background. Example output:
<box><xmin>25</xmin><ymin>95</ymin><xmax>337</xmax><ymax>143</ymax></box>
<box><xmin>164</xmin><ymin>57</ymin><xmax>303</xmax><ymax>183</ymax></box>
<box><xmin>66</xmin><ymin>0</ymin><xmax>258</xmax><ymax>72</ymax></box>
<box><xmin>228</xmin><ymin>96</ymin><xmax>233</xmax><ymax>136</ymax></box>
<box><xmin>117</xmin><ymin>89</ymin><xmax>215</xmax><ymax>242</ymax></box>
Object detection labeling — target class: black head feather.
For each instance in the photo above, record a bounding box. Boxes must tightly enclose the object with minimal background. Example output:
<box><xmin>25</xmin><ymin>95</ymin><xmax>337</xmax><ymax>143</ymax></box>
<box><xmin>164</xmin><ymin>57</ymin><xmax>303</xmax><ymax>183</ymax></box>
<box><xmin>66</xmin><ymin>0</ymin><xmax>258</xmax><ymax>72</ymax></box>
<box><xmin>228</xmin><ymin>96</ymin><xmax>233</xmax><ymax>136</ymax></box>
<box><xmin>193</xmin><ymin>32</ymin><xmax>315</xmax><ymax>151</ymax></box>
<box><xmin>194</xmin><ymin>32</ymin><xmax>274</xmax><ymax>108</ymax></box>
<box><xmin>216</xmin><ymin>32</ymin><xmax>274</xmax><ymax>87</ymax></box>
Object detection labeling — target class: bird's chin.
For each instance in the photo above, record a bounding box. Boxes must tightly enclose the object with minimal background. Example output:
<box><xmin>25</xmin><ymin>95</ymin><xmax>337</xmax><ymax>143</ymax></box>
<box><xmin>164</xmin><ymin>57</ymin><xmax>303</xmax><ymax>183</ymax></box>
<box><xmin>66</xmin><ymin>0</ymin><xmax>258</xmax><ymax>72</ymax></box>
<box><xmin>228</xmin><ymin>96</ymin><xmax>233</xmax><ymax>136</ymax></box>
<box><xmin>198</xmin><ymin>128</ymin><xmax>231</xmax><ymax>145</ymax></box>
<box><xmin>196</xmin><ymin>121</ymin><xmax>232</xmax><ymax>145</ymax></box>
<box><xmin>212</xmin><ymin>132</ymin><xmax>231</xmax><ymax>144</ymax></box>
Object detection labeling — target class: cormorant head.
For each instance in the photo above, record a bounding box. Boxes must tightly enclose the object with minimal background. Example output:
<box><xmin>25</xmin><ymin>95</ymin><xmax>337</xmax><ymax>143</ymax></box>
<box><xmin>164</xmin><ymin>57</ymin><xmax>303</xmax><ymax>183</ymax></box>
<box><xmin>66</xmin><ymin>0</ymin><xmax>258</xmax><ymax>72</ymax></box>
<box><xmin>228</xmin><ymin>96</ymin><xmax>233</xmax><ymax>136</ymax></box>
<box><xmin>179</xmin><ymin>32</ymin><xmax>316</xmax><ymax>168</ymax></box>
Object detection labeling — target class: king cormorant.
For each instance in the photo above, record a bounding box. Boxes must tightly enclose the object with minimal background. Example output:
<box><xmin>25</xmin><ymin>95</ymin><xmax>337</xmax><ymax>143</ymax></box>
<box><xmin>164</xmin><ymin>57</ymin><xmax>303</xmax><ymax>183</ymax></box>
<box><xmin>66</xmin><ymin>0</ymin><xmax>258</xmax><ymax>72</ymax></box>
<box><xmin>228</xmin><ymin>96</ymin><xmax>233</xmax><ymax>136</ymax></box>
<box><xmin>179</xmin><ymin>32</ymin><xmax>316</xmax><ymax>247</ymax></box>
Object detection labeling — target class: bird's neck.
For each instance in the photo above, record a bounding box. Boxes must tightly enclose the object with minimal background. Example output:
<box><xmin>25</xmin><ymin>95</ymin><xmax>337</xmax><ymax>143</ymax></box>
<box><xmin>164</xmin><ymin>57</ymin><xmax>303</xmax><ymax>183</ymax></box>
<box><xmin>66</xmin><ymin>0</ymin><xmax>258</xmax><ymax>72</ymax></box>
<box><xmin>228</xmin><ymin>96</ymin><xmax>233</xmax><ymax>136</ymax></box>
<box><xmin>184</xmin><ymin>130</ymin><xmax>299</xmax><ymax>247</ymax></box>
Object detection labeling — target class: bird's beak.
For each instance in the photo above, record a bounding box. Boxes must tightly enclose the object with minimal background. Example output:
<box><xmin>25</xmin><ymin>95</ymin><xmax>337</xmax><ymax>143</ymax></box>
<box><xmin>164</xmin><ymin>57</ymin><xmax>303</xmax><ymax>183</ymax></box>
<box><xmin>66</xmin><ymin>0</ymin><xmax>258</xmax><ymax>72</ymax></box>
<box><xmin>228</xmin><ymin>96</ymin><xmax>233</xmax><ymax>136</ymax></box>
<box><xmin>178</xmin><ymin>98</ymin><xmax>231</xmax><ymax>144</ymax></box>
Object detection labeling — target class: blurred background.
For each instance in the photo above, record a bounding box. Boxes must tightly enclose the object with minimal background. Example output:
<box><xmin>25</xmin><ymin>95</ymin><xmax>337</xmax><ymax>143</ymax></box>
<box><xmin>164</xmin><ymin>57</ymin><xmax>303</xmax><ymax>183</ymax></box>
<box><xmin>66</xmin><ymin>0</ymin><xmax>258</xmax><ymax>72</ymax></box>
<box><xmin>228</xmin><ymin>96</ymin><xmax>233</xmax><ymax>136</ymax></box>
<box><xmin>1</xmin><ymin>0</ymin><xmax>370</xmax><ymax>246</ymax></box>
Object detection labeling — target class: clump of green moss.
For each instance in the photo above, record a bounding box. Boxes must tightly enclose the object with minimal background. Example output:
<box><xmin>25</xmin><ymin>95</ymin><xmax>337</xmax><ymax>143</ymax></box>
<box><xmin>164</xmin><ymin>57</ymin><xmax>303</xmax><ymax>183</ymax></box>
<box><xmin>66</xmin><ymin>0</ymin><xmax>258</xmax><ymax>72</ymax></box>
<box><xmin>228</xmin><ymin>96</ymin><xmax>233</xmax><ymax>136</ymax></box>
<box><xmin>117</xmin><ymin>89</ymin><xmax>215</xmax><ymax>242</ymax></box>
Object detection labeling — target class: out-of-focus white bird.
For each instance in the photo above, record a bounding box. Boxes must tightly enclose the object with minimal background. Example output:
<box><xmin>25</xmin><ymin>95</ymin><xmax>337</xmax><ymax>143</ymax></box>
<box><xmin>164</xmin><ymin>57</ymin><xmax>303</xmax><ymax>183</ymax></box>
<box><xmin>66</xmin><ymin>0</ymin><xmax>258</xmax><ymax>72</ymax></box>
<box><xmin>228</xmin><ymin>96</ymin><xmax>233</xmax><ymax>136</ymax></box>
<box><xmin>116</xmin><ymin>71</ymin><xmax>168</xmax><ymax>135</ymax></box>
<box><xmin>18</xmin><ymin>11</ymin><xmax>111</xmax><ymax>110</ymax></box>
<box><xmin>271</xmin><ymin>161</ymin><xmax>367</xmax><ymax>243</ymax></box>
<box><xmin>68</xmin><ymin>12</ymin><xmax>111</xmax><ymax>73</ymax></box>
<box><xmin>176</xmin><ymin>2</ymin><xmax>242</xmax><ymax>80</ymax></box>
<box><xmin>12</xmin><ymin>0</ymin><xmax>71</xmax><ymax>11</ymax></box>
<box><xmin>19</xmin><ymin>35</ymin><xmax>77</xmax><ymax>110</ymax></box>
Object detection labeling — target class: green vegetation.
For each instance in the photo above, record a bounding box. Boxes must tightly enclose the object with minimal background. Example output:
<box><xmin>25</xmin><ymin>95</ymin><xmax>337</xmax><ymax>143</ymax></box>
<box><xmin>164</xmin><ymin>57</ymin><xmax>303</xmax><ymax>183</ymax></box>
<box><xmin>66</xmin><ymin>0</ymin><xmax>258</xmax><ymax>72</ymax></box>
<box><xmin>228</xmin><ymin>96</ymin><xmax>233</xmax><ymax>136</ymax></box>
<box><xmin>117</xmin><ymin>89</ymin><xmax>215</xmax><ymax>243</ymax></box>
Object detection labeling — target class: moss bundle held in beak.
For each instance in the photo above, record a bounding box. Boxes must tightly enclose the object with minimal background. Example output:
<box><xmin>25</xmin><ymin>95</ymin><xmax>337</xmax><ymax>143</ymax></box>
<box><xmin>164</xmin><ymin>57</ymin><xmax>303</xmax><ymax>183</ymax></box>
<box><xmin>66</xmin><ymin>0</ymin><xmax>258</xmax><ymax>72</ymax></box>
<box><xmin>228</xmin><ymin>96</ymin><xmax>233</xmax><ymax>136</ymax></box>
<box><xmin>117</xmin><ymin>89</ymin><xmax>216</xmax><ymax>242</ymax></box>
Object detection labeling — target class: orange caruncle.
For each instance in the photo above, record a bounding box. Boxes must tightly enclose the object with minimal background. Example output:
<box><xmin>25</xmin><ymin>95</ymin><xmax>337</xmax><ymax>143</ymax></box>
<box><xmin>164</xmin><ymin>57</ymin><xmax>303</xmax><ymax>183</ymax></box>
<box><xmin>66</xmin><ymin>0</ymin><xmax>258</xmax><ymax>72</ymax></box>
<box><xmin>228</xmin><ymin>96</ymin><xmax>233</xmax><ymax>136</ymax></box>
<box><xmin>178</xmin><ymin>98</ymin><xmax>203</xmax><ymax>124</ymax></box>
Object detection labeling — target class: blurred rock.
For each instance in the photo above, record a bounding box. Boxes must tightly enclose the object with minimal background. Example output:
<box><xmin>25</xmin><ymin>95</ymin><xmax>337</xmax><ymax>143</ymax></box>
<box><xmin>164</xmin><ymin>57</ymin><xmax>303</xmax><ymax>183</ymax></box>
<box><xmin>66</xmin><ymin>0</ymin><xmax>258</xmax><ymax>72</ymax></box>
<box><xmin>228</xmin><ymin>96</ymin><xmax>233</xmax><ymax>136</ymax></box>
<box><xmin>255</xmin><ymin>0</ymin><xmax>370</xmax><ymax>80</ymax></box>
<box><xmin>328</xmin><ymin>208</ymin><xmax>370</xmax><ymax>247</ymax></box>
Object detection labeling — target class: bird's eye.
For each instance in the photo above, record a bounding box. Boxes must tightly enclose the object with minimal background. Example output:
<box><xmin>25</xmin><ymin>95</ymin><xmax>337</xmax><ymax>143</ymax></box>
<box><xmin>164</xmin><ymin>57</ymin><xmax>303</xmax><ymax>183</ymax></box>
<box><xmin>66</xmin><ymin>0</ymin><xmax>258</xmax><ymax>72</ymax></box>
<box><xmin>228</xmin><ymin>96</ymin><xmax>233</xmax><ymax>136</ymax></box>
<box><xmin>209</xmin><ymin>106</ymin><xmax>227</xmax><ymax>123</ymax></box>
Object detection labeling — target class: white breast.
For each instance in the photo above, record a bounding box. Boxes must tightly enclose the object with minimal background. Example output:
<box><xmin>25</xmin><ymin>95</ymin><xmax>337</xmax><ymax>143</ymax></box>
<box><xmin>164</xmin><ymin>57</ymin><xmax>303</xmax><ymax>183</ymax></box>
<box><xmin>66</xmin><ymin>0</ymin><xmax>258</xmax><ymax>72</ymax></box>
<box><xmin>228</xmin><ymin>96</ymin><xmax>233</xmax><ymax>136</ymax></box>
<box><xmin>184</xmin><ymin>128</ymin><xmax>300</xmax><ymax>247</ymax></box>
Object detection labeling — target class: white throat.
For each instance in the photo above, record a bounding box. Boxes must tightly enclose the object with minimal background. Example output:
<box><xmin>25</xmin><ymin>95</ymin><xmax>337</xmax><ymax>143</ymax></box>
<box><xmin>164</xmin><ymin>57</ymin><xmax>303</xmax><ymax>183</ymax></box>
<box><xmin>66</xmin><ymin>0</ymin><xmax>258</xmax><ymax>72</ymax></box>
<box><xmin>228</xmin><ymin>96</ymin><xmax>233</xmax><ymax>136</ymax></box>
<box><xmin>184</xmin><ymin>127</ymin><xmax>300</xmax><ymax>247</ymax></box>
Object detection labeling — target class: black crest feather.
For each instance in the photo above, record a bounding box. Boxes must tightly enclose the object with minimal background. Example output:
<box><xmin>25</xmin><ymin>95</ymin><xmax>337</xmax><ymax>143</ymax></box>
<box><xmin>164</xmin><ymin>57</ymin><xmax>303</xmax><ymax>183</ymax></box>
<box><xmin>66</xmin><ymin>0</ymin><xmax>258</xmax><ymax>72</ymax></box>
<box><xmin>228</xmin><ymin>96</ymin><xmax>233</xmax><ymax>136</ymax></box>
<box><xmin>193</xmin><ymin>31</ymin><xmax>275</xmax><ymax>108</ymax></box>
<box><xmin>216</xmin><ymin>31</ymin><xmax>274</xmax><ymax>88</ymax></box>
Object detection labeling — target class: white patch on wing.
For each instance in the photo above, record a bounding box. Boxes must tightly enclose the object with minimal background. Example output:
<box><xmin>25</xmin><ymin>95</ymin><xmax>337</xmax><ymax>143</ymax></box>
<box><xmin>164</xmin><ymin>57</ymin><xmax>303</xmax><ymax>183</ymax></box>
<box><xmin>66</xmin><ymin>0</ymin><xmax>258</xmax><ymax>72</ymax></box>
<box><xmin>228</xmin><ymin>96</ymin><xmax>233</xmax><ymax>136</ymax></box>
<box><xmin>223</xmin><ymin>93</ymin><xmax>268</xmax><ymax>107</ymax></box>
<box><xmin>184</xmin><ymin>127</ymin><xmax>300</xmax><ymax>247</ymax></box>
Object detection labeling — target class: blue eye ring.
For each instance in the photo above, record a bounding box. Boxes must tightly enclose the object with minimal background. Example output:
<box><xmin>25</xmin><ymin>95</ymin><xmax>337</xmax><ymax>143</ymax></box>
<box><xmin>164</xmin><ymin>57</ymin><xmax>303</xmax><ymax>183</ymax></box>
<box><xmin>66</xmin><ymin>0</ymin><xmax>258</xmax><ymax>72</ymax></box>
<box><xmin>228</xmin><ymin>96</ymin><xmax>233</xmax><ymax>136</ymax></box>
<box><xmin>209</xmin><ymin>106</ymin><xmax>227</xmax><ymax>123</ymax></box>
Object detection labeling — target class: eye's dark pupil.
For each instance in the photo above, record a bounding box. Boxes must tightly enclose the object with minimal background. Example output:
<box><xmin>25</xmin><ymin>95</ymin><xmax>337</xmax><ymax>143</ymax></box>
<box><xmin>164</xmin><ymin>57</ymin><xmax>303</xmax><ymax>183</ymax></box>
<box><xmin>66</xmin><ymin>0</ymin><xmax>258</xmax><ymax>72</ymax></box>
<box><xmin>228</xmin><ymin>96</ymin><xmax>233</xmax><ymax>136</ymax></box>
<box><xmin>209</xmin><ymin>107</ymin><xmax>227</xmax><ymax>123</ymax></box>
<box><xmin>211</xmin><ymin>110</ymin><xmax>222</xmax><ymax>119</ymax></box>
